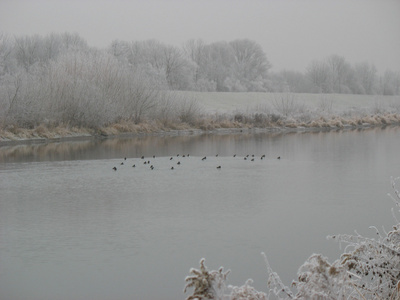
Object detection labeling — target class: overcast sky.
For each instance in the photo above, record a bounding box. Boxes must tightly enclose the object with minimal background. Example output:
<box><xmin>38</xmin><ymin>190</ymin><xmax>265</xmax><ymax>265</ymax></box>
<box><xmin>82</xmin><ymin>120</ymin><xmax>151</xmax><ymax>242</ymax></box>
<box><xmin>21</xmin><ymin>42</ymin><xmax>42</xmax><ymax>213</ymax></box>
<box><xmin>1</xmin><ymin>0</ymin><xmax>399</xmax><ymax>73</ymax></box>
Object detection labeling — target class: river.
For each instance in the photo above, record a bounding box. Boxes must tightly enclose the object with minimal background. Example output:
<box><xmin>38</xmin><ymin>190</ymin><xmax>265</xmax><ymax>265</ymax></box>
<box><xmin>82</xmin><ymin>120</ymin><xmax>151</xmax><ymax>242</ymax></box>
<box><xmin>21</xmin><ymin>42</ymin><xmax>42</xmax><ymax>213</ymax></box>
<box><xmin>0</xmin><ymin>126</ymin><xmax>399</xmax><ymax>300</ymax></box>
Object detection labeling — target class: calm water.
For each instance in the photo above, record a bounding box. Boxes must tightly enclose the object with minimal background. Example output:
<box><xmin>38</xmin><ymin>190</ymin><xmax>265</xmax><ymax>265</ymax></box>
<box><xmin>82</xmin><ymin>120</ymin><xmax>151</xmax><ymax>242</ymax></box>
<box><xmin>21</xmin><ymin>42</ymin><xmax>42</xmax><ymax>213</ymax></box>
<box><xmin>1</xmin><ymin>127</ymin><xmax>399</xmax><ymax>300</ymax></box>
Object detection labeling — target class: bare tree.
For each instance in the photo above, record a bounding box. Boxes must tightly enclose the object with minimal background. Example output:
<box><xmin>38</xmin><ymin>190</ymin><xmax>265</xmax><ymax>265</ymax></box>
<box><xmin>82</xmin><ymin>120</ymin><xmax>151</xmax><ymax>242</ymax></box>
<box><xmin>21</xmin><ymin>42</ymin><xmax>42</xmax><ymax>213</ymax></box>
<box><xmin>326</xmin><ymin>54</ymin><xmax>351</xmax><ymax>93</ymax></box>
<box><xmin>380</xmin><ymin>69</ymin><xmax>400</xmax><ymax>95</ymax></box>
<box><xmin>0</xmin><ymin>33</ymin><xmax>15</xmax><ymax>77</ymax></box>
<box><xmin>354</xmin><ymin>62</ymin><xmax>378</xmax><ymax>94</ymax></box>
<box><xmin>307</xmin><ymin>60</ymin><xmax>331</xmax><ymax>93</ymax></box>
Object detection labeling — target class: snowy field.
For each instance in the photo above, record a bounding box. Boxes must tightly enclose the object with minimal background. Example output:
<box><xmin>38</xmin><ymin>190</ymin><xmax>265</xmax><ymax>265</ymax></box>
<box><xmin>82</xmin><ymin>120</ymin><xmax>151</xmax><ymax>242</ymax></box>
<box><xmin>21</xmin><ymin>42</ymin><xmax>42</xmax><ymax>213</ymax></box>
<box><xmin>177</xmin><ymin>92</ymin><xmax>400</xmax><ymax>115</ymax></box>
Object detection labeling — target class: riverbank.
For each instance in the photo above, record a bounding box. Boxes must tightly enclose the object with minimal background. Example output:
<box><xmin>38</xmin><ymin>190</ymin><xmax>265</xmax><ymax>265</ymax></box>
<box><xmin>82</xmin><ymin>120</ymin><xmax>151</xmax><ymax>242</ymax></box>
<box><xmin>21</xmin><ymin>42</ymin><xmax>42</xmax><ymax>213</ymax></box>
<box><xmin>2</xmin><ymin>92</ymin><xmax>400</xmax><ymax>146</ymax></box>
<box><xmin>1</xmin><ymin>112</ymin><xmax>400</xmax><ymax>147</ymax></box>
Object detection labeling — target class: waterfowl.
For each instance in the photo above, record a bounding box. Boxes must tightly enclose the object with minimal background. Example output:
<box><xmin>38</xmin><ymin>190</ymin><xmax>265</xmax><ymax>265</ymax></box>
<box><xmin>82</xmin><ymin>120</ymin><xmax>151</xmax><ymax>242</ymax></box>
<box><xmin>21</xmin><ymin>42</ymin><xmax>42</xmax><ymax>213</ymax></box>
<box><xmin>261</xmin><ymin>154</ymin><xmax>266</xmax><ymax>159</ymax></box>
<box><xmin>171</xmin><ymin>166</ymin><xmax>174</xmax><ymax>170</ymax></box>
<box><xmin>141</xmin><ymin>156</ymin><xmax>144</xmax><ymax>159</ymax></box>
<box><xmin>124</xmin><ymin>157</ymin><xmax>127</xmax><ymax>160</ymax></box>
<box><xmin>216</xmin><ymin>166</ymin><xmax>221</xmax><ymax>169</ymax></box>
<box><xmin>112</xmin><ymin>167</ymin><xmax>117</xmax><ymax>171</ymax></box>
<box><xmin>202</xmin><ymin>156</ymin><xmax>206</xmax><ymax>161</ymax></box>
<box><xmin>150</xmin><ymin>165</ymin><xmax>154</xmax><ymax>170</ymax></box>
<box><xmin>144</xmin><ymin>161</ymin><xmax>147</xmax><ymax>165</ymax></box>
<box><xmin>170</xmin><ymin>157</ymin><xmax>173</xmax><ymax>160</ymax></box>
<box><xmin>233</xmin><ymin>154</ymin><xmax>236</xmax><ymax>157</ymax></box>
<box><xmin>132</xmin><ymin>164</ymin><xmax>136</xmax><ymax>168</ymax></box>
<box><xmin>251</xmin><ymin>158</ymin><xmax>255</xmax><ymax>161</ymax></box>
<box><xmin>244</xmin><ymin>157</ymin><xmax>247</xmax><ymax>160</ymax></box>
<box><xmin>177</xmin><ymin>161</ymin><xmax>181</xmax><ymax>165</ymax></box>
<box><xmin>216</xmin><ymin>154</ymin><xmax>218</xmax><ymax>157</ymax></box>
<box><xmin>120</xmin><ymin>162</ymin><xmax>124</xmax><ymax>165</ymax></box>
<box><xmin>277</xmin><ymin>156</ymin><xmax>281</xmax><ymax>159</ymax></box>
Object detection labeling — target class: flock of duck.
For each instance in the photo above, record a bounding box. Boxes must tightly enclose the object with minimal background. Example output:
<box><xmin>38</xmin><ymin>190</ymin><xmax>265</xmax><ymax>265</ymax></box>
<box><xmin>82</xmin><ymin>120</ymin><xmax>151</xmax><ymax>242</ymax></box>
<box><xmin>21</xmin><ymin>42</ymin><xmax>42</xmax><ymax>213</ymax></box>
<box><xmin>112</xmin><ymin>154</ymin><xmax>280</xmax><ymax>171</ymax></box>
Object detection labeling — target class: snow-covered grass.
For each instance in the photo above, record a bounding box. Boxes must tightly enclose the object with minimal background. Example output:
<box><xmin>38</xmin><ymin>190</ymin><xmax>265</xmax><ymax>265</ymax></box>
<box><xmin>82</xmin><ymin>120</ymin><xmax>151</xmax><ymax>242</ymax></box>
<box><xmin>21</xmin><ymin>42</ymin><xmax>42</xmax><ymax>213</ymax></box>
<box><xmin>1</xmin><ymin>92</ymin><xmax>400</xmax><ymax>143</ymax></box>
<box><xmin>177</xmin><ymin>92</ymin><xmax>400</xmax><ymax>115</ymax></box>
<box><xmin>184</xmin><ymin>177</ymin><xmax>400</xmax><ymax>300</ymax></box>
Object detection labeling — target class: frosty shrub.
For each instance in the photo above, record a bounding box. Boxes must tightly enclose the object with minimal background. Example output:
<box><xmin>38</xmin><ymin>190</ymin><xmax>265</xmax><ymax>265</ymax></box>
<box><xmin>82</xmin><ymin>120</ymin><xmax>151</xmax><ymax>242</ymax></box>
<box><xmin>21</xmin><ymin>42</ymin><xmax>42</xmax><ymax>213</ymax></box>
<box><xmin>187</xmin><ymin>178</ymin><xmax>400</xmax><ymax>300</ymax></box>
<box><xmin>272</xmin><ymin>93</ymin><xmax>298</xmax><ymax>117</ymax></box>
<box><xmin>229</xmin><ymin>279</ymin><xmax>267</xmax><ymax>300</ymax></box>
<box><xmin>325</xmin><ymin>176</ymin><xmax>400</xmax><ymax>299</ymax></box>
<box><xmin>184</xmin><ymin>258</ymin><xmax>230</xmax><ymax>300</ymax></box>
<box><xmin>178</xmin><ymin>97</ymin><xmax>202</xmax><ymax>125</ymax></box>
<box><xmin>184</xmin><ymin>259</ymin><xmax>268</xmax><ymax>300</ymax></box>
<box><xmin>317</xmin><ymin>94</ymin><xmax>334</xmax><ymax>114</ymax></box>
<box><xmin>266</xmin><ymin>176</ymin><xmax>400</xmax><ymax>300</ymax></box>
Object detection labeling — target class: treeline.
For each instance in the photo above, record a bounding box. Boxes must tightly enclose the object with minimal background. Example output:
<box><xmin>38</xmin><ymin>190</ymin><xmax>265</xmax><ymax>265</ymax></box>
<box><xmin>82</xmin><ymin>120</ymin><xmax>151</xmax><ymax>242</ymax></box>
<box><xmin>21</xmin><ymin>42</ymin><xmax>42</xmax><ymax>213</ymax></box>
<box><xmin>270</xmin><ymin>55</ymin><xmax>400</xmax><ymax>95</ymax></box>
<box><xmin>0</xmin><ymin>32</ymin><xmax>399</xmax><ymax>128</ymax></box>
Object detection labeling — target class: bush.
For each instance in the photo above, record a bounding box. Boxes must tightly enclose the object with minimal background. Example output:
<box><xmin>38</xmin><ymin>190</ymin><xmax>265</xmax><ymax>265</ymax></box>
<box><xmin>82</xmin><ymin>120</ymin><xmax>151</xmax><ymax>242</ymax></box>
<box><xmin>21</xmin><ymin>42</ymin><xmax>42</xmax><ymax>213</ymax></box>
<box><xmin>185</xmin><ymin>177</ymin><xmax>400</xmax><ymax>299</ymax></box>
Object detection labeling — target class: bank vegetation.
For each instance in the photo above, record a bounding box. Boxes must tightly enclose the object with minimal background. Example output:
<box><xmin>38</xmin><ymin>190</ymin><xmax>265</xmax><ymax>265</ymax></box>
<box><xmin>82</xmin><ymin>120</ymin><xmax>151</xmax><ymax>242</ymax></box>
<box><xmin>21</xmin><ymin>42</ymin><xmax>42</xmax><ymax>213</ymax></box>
<box><xmin>184</xmin><ymin>178</ymin><xmax>400</xmax><ymax>300</ymax></box>
<box><xmin>0</xmin><ymin>32</ymin><xmax>399</xmax><ymax>142</ymax></box>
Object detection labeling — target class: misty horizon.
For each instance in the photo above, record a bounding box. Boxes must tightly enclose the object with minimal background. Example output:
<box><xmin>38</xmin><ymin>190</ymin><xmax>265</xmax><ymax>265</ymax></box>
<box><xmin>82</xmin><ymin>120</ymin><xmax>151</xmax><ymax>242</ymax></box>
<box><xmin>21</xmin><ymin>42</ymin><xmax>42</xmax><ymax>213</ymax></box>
<box><xmin>1</xmin><ymin>0</ymin><xmax>399</xmax><ymax>73</ymax></box>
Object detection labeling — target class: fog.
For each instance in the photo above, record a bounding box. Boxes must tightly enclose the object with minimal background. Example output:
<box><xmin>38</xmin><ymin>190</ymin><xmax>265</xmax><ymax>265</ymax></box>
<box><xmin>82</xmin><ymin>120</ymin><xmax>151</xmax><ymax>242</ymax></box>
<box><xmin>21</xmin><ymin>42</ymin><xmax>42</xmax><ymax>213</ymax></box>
<box><xmin>1</xmin><ymin>0</ymin><xmax>399</xmax><ymax>72</ymax></box>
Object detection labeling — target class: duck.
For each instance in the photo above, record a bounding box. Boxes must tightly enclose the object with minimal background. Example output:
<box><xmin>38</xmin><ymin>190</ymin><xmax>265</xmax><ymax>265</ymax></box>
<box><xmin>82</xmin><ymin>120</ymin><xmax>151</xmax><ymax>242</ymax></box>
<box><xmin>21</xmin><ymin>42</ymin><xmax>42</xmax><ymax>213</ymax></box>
<box><xmin>171</xmin><ymin>166</ymin><xmax>174</xmax><ymax>170</ymax></box>
<box><xmin>277</xmin><ymin>156</ymin><xmax>281</xmax><ymax>160</ymax></box>
<box><xmin>120</xmin><ymin>162</ymin><xmax>124</xmax><ymax>165</ymax></box>
<box><xmin>216</xmin><ymin>166</ymin><xmax>221</xmax><ymax>169</ymax></box>
<box><xmin>112</xmin><ymin>167</ymin><xmax>117</xmax><ymax>171</ymax></box>
<box><xmin>177</xmin><ymin>161</ymin><xmax>181</xmax><ymax>165</ymax></box>
<box><xmin>150</xmin><ymin>165</ymin><xmax>154</xmax><ymax>170</ymax></box>
<box><xmin>170</xmin><ymin>157</ymin><xmax>173</xmax><ymax>160</ymax></box>
<box><xmin>141</xmin><ymin>156</ymin><xmax>144</xmax><ymax>159</ymax></box>
<box><xmin>132</xmin><ymin>164</ymin><xmax>136</xmax><ymax>168</ymax></box>
<box><xmin>202</xmin><ymin>156</ymin><xmax>206</xmax><ymax>161</ymax></box>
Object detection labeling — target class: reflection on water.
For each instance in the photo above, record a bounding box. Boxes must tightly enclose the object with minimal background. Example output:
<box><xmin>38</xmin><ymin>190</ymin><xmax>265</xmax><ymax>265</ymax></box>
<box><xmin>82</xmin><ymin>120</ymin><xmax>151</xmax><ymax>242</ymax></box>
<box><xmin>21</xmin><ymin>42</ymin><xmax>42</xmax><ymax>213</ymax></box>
<box><xmin>0</xmin><ymin>126</ymin><xmax>399</xmax><ymax>300</ymax></box>
<box><xmin>0</xmin><ymin>127</ymin><xmax>391</xmax><ymax>164</ymax></box>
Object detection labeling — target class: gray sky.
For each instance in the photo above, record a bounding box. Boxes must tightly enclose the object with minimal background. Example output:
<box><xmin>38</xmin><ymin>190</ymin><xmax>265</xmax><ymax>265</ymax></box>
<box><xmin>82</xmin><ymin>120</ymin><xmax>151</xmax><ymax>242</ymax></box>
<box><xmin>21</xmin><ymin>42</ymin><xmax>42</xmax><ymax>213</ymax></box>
<box><xmin>1</xmin><ymin>0</ymin><xmax>399</xmax><ymax>73</ymax></box>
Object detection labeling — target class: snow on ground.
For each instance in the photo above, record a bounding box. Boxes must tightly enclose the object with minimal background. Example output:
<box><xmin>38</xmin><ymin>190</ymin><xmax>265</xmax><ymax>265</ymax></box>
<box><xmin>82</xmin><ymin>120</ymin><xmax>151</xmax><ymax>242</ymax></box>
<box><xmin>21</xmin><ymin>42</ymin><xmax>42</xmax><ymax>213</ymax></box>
<box><xmin>177</xmin><ymin>92</ymin><xmax>400</xmax><ymax>115</ymax></box>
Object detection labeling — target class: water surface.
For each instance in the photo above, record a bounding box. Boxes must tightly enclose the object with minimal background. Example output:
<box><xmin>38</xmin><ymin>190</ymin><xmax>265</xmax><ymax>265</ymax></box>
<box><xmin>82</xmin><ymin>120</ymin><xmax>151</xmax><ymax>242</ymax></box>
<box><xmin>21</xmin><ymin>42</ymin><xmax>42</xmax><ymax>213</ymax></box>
<box><xmin>1</xmin><ymin>127</ymin><xmax>399</xmax><ymax>300</ymax></box>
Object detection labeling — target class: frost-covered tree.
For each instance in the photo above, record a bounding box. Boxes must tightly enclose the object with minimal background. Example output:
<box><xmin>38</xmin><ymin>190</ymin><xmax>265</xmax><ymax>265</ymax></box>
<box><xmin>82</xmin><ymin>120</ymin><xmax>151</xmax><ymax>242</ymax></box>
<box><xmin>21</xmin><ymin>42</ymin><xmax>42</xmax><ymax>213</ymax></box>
<box><xmin>307</xmin><ymin>60</ymin><xmax>331</xmax><ymax>93</ymax></box>
<box><xmin>229</xmin><ymin>39</ymin><xmax>271</xmax><ymax>92</ymax></box>
<box><xmin>0</xmin><ymin>33</ymin><xmax>15</xmax><ymax>77</ymax></box>
<box><xmin>326</xmin><ymin>54</ymin><xmax>352</xmax><ymax>93</ymax></box>
<box><xmin>380</xmin><ymin>70</ymin><xmax>400</xmax><ymax>96</ymax></box>
<box><xmin>182</xmin><ymin>39</ymin><xmax>216</xmax><ymax>91</ymax></box>
<box><xmin>353</xmin><ymin>62</ymin><xmax>378</xmax><ymax>95</ymax></box>
<box><xmin>202</xmin><ymin>41</ymin><xmax>235</xmax><ymax>92</ymax></box>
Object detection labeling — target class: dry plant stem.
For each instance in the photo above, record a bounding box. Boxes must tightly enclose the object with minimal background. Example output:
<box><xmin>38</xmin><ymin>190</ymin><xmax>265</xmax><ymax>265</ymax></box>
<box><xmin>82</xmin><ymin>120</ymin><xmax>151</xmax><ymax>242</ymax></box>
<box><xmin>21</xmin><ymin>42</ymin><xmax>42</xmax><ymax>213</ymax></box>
<box><xmin>185</xmin><ymin>178</ymin><xmax>400</xmax><ymax>300</ymax></box>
